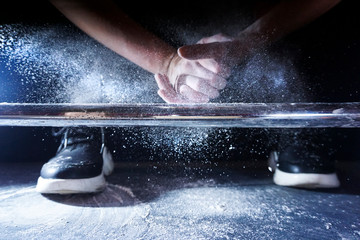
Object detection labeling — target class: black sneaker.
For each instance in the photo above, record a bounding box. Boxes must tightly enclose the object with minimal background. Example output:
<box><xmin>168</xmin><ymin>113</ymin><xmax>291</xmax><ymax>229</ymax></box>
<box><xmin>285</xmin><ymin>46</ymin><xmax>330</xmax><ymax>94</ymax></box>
<box><xmin>268</xmin><ymin>145</ymin><xmax>340</xmax><ymax>189</ymax></box>
<box><xmin>36</xmin><ymin>127</ymin><xmax>114</xmax><ymax>194</ymax></box>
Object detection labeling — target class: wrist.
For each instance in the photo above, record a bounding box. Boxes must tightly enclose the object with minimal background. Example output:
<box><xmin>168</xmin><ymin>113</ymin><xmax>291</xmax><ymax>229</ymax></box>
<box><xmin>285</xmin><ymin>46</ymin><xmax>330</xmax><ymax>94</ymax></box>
<box><xmin>237</xmin><ymin>31</ymin><xmax>269</xmax><ymax>49</ymax></box>
<box><xmin>160</xmin><ymin>52</ymin><xmax>181</xmax><ymax>88</ymax></box>
<box><xmin>159</xmin><ymin>52</ymin><xmax>177</xmax><ymax>75</ymax></box>
<box><xmin>228</xmin><ymin>31</ymin><xmax>270</xmax><ymax>64</ymax></box>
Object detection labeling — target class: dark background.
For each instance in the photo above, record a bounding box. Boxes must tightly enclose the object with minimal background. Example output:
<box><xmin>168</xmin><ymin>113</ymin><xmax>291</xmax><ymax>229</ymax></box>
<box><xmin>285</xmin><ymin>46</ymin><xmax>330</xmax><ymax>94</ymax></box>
<box><xmin>0</xmin><ymin>0</ymin><xmax>359</xmax><ymax>166</ymax></box>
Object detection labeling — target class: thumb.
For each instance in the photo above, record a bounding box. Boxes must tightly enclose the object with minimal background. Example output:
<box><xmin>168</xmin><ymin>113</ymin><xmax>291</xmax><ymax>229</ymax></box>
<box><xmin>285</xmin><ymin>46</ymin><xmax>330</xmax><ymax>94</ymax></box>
<box><xmin>178</xmin><ymin>42</ymin><xmax>221</xmax><ymax>60</ymax></box>
<box><xmin>154</xmin><ymin>73</ymin><xmax>173</xmax><ymax>91</ymax></box>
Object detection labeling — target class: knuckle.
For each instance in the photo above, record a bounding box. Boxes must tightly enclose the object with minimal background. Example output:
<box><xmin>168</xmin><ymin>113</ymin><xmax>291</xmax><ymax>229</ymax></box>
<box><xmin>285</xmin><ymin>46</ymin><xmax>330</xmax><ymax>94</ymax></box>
<box><xmin>216</xmin><ymin>33</ymin><xmax>225</xmax><ymax>38</ymax></box>
<box><xmin>179</xmin><ymin>85</ymin><xmax>187</xmax><ymax>95</ymax></box>
<box><xmin>219</xmin><ymin>79</ymin><xmax>227</xmax><ymax>89</ymax></box>
<box><xmin>210</xmin><ymin>90</ymin><xmax>220</xmax><ymax>99</ymax></box>
<box><xmin>214</xmin><ymin>78</ymin><xmax>227</xmax><ymax>90</ymax></box>
<box><xmin>193</xmin><ymin>79</ymin><xmax>202</xmax><ymax>90</ymax></box>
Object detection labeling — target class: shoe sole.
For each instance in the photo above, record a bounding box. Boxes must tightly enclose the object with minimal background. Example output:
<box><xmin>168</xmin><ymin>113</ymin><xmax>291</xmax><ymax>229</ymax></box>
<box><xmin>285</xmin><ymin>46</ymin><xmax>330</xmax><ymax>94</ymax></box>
<box><xmin>36</xmin><ymin>174</ymin><xmax>106</xmax><ymax>194</ymax></box>
<box><xmin>273</xmin><ymin>168</ymin><xmax>340</xmax><ymax>189</ymax></box>
<box><xmin>36</xmin><ymin>146</ymin><xmax>114</xmax><ymax>194</ymax></box>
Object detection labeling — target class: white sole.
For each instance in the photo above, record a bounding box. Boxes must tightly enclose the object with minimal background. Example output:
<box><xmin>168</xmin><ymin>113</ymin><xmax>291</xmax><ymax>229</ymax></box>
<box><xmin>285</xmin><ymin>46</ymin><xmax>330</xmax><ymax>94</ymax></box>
<box><xmin>36</xmin><ymin>146</ymin><xmax>114</xmax><ymax>194</ymax></box>
<box><xmin>36</xmin><ymin>174</ymin><xmax>106</xmax><ymax>194</ymax></box>
<box><xmin>273</xmin><ymin>168</ymin><xmax>340</xmax><ymax>189</ymax></box>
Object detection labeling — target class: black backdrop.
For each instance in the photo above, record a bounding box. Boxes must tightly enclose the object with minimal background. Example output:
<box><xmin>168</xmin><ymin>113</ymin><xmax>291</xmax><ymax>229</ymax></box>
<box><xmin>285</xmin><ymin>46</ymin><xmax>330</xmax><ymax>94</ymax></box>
<box><xmin>0</xmin><ymin>0</ymin><xmax>359</xmax><ymax>164</ymax></box>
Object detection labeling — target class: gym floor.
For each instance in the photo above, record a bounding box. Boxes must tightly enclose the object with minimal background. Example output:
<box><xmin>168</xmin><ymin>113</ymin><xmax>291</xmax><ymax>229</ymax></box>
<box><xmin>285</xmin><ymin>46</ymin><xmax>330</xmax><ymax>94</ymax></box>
<box><xmin>0</xmin><ymin>144</ymin><xmax>359</xmax><ymax>240</ymax></box>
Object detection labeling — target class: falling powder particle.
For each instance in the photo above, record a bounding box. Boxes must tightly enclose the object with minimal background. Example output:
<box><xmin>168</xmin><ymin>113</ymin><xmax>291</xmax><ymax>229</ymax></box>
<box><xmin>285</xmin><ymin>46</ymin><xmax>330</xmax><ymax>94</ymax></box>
<box><xmin>0</xmin><ymin>23</ymin><xmax>160</xmax><ymax>103</ymax></box>
<box><xmin>1</xmin><ymin>22</ymin><xmax>308</xmax><ymax>166</ymax></box>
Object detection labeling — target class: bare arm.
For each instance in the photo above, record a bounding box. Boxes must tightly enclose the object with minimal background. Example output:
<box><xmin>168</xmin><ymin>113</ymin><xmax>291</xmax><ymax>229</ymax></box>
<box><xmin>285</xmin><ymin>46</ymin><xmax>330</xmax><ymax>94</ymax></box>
<box><xmin>50</xmin><ymin>0</ymin><xmax>341</xmax><ymax>103</ymax></box>
<box><xmin>50</xmin><ymin>0</ymin><xmax>176</xmax><ymax>75</ymax></box>
<box><xmin>50</xmin><ymin>0</ymin><xmax>227</xmax><ymax>103</ymax></box>
<box><xmin>240</xmin><ymin>0</ymin><xmax>341</xmax><ymax>46</ymax></box>
<box><xmin>179</xmin><ymin>0</ymin><xmax>342</xmax><ymax>65</ymax></box>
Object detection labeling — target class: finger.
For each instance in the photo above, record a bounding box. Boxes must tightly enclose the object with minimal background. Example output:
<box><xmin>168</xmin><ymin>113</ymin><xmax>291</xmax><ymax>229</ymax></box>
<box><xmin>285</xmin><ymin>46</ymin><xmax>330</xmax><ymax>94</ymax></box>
<box><xmin>184</xmin><ymin>75</ymin><xmax>220</xmax><ymax>99</ymax></box>
<box><xmin>177</xmin><ymin>48</ymin><xmax>228</xmax><ymax>87</ymax></box>
<box><xmin>157</xmin><ymin>89</ymin><xmax>173</xmax><ymax>103</ymax></box>
<box><xmin>178</xmin><ymin>42</ymin><xmax>222</xmax><ymax>60</ymax></box>
<box><xmin>197</xmin><ymin>58</ymin><xmax>221</xmax><ymax>74</ymax></box>
<box><xmin>180</xmin><ymin>61</ymin><xmax>227</xmax><ymax>90</ymax></box>
<box><xmin>219</xmin><ymin>65</ymin><xmax>232</xmax><ymax>78</ymax></box>
<box><xmin>157</xmin><ymin>89</ymin><xmax>189</xmax><ymax>104</ymax></box>
<box><xmin>195</xmin><ymin>59</ymin><xmax>231</xmax><ymax>79</ymax></box>
<box><xmin>206</xmin><ymin>73</ymin><xmax>227</xmax><ymax>90</ymax></box>
<box><xmin>193</xmin><ymin>67</ymin><xmax>227</xmax><ymax>90</ymax></box>
<box><xmin>155</xmin><ymin>74</ymin><xmax>191</xmax><ymax>104</ymax></box>
<box><xmin>196</xmin><ymin>59</ymin><xmax>231</xmax><ymax>78</ymax></box>
<box><xmin>155</xmin><ymin>73</ymin><xmax>178</xmax><ymax>102</ymax></box>
<box><xmin>197</xmin><ymin>33</ymin><xmax>233</xmax><ymax>44</ymax></box>
<box><xmin>179</xmin><ymin>85</ymin><xmax>209</xmax><ymax>103</ymax></box>
<box><xmin>155</xmin><ymin>73</ymin><xmax>174</xmax><ymax>91</ymax></box>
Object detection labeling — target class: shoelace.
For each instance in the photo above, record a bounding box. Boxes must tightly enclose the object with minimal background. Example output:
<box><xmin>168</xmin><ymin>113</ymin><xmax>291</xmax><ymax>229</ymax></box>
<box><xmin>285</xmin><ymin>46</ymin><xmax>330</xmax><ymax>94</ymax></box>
<box><xmin>52</xmin><ymin>127</ymin><xmax>105</xmax><ymax>154</ymax></box>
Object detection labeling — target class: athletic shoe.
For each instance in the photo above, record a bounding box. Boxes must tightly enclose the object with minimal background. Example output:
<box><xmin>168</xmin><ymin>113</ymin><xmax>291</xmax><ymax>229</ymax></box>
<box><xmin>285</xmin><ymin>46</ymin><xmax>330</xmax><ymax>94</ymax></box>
<box><xmin>268</xmin><ymin>145</ymin><xmax>340</xmax><ymax>188</ymax></box>
<box><xmin>36</xmin><ymin>127</ymin><xmax>114</xmax><ymax>194</ymax></box>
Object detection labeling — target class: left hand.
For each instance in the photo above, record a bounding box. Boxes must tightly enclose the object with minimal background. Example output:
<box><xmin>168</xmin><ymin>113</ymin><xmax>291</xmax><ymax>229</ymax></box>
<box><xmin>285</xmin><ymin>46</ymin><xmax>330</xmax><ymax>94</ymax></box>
<box><xmin>156</xmin><ymin>73</ymin><xmax>219</xmax><ymax>103</ymax></box>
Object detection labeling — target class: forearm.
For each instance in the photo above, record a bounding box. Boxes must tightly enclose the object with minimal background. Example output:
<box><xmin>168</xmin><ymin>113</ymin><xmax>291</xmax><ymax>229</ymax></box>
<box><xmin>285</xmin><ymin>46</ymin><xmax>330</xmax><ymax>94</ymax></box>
<box><xmin>50</xmin><ymin>0</ymin><xmax>176</xmax><ymax>74</ymax></box>
<box><xmin>238</xmin><ymin>0</ymin><xmax>341</xmax><ymax>47</ymax></box>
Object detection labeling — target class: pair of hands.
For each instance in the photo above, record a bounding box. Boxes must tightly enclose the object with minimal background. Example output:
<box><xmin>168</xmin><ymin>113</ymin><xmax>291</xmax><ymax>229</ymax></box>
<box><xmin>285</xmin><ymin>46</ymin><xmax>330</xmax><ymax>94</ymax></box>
<box><xmin>155</xmin><ymin>33</ymin><xmax>237</xmax><ymax>103</ymax></box>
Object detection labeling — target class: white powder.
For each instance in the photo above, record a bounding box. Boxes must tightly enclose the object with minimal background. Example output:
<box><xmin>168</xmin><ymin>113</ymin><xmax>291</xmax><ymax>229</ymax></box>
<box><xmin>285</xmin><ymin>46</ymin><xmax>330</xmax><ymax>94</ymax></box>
<box><xmin>0</xmin><ymin>23</ymin><xmax>159</xmax><ymax>103</ymax></box>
